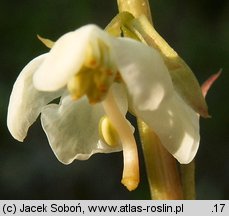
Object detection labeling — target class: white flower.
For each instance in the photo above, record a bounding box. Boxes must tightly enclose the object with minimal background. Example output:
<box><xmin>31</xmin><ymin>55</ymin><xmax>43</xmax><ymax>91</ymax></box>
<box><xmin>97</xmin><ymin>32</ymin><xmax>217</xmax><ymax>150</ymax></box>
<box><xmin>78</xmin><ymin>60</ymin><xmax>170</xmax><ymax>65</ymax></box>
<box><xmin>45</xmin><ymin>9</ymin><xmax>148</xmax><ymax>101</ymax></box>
<box><xmin>7</xmin><ymin>24</ymin><xmax>199</xmax><ymax>190</ymax></box>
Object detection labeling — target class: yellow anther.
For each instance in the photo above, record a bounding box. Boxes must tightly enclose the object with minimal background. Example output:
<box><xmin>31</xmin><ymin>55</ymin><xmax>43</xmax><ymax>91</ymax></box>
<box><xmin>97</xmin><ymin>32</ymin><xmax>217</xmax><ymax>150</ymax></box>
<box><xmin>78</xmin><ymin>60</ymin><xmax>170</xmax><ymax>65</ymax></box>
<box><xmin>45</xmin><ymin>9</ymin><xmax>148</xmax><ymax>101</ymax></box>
<box><xmin>99</xmin><ymin>116</ymin><xmax>120</xmax><ymax>147</ymax></box>
<box><xmin>94</xmin><ymin>69</ymin><xmax>109</xmax><ymax>88</ymax></box>
<box><xmin>98</xmin><ymin>84</ymin><xmax>108</xmax><ymax>93</ymax></box>
<box><xmin>114</xmin><ymin>72</ymin><xmax>122</xmax><ymax>82</ymax></box>
<box><xmin>67</xmin><ymin>70</ymin><xmax>91</xmax><ymax>100</ymax></box>
<box><xmin>106</xmin><ymin>69</ymin><xmax>113</xmax><ymax>76</ymax></box>
<box><xmin>86</xmin><ymin>82</ymin><xmax>104</xmax><ymax>104</ymax></box>
<box><xmin>84</xmin><ymin>43</ymin><xmax>100</xmax><ymax>69</ymax></box>
<box><xmin>89</xmin><ymin>59</ymin><xmax>98</xmax><ymax>67</ymax></box>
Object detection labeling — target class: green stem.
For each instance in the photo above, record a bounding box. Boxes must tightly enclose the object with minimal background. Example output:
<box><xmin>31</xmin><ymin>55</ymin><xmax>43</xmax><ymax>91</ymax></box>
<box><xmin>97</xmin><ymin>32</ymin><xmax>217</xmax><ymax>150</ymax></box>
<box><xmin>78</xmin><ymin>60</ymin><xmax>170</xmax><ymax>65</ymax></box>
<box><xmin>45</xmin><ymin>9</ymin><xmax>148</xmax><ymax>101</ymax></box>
<box><xmin>138</xmin><ymin>121</ymin><xmax>183</xmax><ymax>199</ymax></box>
<box><xmin>117</xmin><ymin>0</ymin><xmax>152</xmax><ymax>23</ymax></box>
<box><xmin>180</xmin><ymin>161</ymin><xmax>196</xmax><ymax>199</ymax></box>
<box><xmin>117</xmin><ymin>0</ymin><xmax>187</xmax><ymax>200</ymax></box>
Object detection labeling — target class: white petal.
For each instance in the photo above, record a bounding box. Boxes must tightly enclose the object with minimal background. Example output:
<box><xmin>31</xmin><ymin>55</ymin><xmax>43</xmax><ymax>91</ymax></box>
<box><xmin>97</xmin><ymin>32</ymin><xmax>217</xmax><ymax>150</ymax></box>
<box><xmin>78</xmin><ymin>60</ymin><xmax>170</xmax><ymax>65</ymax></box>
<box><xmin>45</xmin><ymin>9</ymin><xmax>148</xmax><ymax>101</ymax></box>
<box><xmin>111</xmin><ymin>83</ymin><xmax>128</xmax><ymax>115</ymax></box>
<box><xmin>40</xmin><ymin>92</ymin><xmax>125</xmax><ymax>164</ymax></box>
<box><xmin>112</xmin><ymin>37</ymin><xmax>174</xmax><ymax>111</ymax></box>
<box><xmin>136</xmin><ymin>93</ymin><xmax>199</xmax><ymax>164</ymax></box>
<box><xmin>7</xmin><ymin>54</ymin><xmax>63</xmax><ymax>141</ymax></box>
<box><xmin>34</xmin><ymin>24</ymin><xmax>113</xmax><ymax>91</ymax></box>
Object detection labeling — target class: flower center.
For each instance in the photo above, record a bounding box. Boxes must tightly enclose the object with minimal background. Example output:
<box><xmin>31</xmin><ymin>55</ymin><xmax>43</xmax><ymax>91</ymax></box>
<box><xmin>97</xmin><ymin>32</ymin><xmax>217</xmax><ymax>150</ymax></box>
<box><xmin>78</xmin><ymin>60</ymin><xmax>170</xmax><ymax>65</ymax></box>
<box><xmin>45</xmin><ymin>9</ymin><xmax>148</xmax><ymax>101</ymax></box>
<box><xmin>67</xmin><ymin>37</ymin><xmax>139</xmax><ymax>190</ymax></box>
<box><xmin>67</xmin><ymin>39</ymin><xmax>119</xmax><ymax>104</ymax></box>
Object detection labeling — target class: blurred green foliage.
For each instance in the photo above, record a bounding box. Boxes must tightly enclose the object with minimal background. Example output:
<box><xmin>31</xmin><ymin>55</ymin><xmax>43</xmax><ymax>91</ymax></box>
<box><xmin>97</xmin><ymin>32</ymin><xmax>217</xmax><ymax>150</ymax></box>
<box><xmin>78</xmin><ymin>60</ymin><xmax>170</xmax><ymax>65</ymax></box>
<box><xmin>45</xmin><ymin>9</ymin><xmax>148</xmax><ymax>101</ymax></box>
<box><xmin>0</xmin><ymin>0</ymin><xmax>228</xmax><ymax>199</ymax></box>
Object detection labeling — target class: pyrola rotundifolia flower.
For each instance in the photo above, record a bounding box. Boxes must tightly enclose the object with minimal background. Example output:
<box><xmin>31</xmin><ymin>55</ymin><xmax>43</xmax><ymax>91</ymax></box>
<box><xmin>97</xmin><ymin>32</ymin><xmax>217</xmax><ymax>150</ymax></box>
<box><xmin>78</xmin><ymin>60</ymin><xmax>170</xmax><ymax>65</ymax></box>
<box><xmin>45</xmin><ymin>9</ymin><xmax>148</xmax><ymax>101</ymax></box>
<box><xmin>7</xmin><ymin>24</ymin><xmax>199</xmax><ymax>190</ymax></box>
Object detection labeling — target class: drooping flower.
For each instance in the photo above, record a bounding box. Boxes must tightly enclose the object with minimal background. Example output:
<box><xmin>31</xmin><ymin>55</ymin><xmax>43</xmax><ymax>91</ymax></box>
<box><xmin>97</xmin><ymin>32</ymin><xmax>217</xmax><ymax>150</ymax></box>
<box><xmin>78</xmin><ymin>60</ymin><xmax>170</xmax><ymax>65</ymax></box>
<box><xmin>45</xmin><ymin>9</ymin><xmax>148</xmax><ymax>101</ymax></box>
<box><xmin>7</xmin><ymin>24</ymin><xmax>200</xmax><ymax>190</ymax></box>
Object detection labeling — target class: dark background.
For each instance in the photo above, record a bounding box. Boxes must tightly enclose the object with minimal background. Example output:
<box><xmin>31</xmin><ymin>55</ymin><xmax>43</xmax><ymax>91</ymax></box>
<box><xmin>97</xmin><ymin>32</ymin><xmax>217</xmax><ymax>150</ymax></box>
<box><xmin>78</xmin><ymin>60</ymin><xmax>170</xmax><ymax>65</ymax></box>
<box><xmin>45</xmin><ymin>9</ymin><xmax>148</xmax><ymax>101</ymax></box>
<box><xmin>0</xmin><ymin>0</ymin><xmax>228</xmax><ymax>199</ymax></box>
